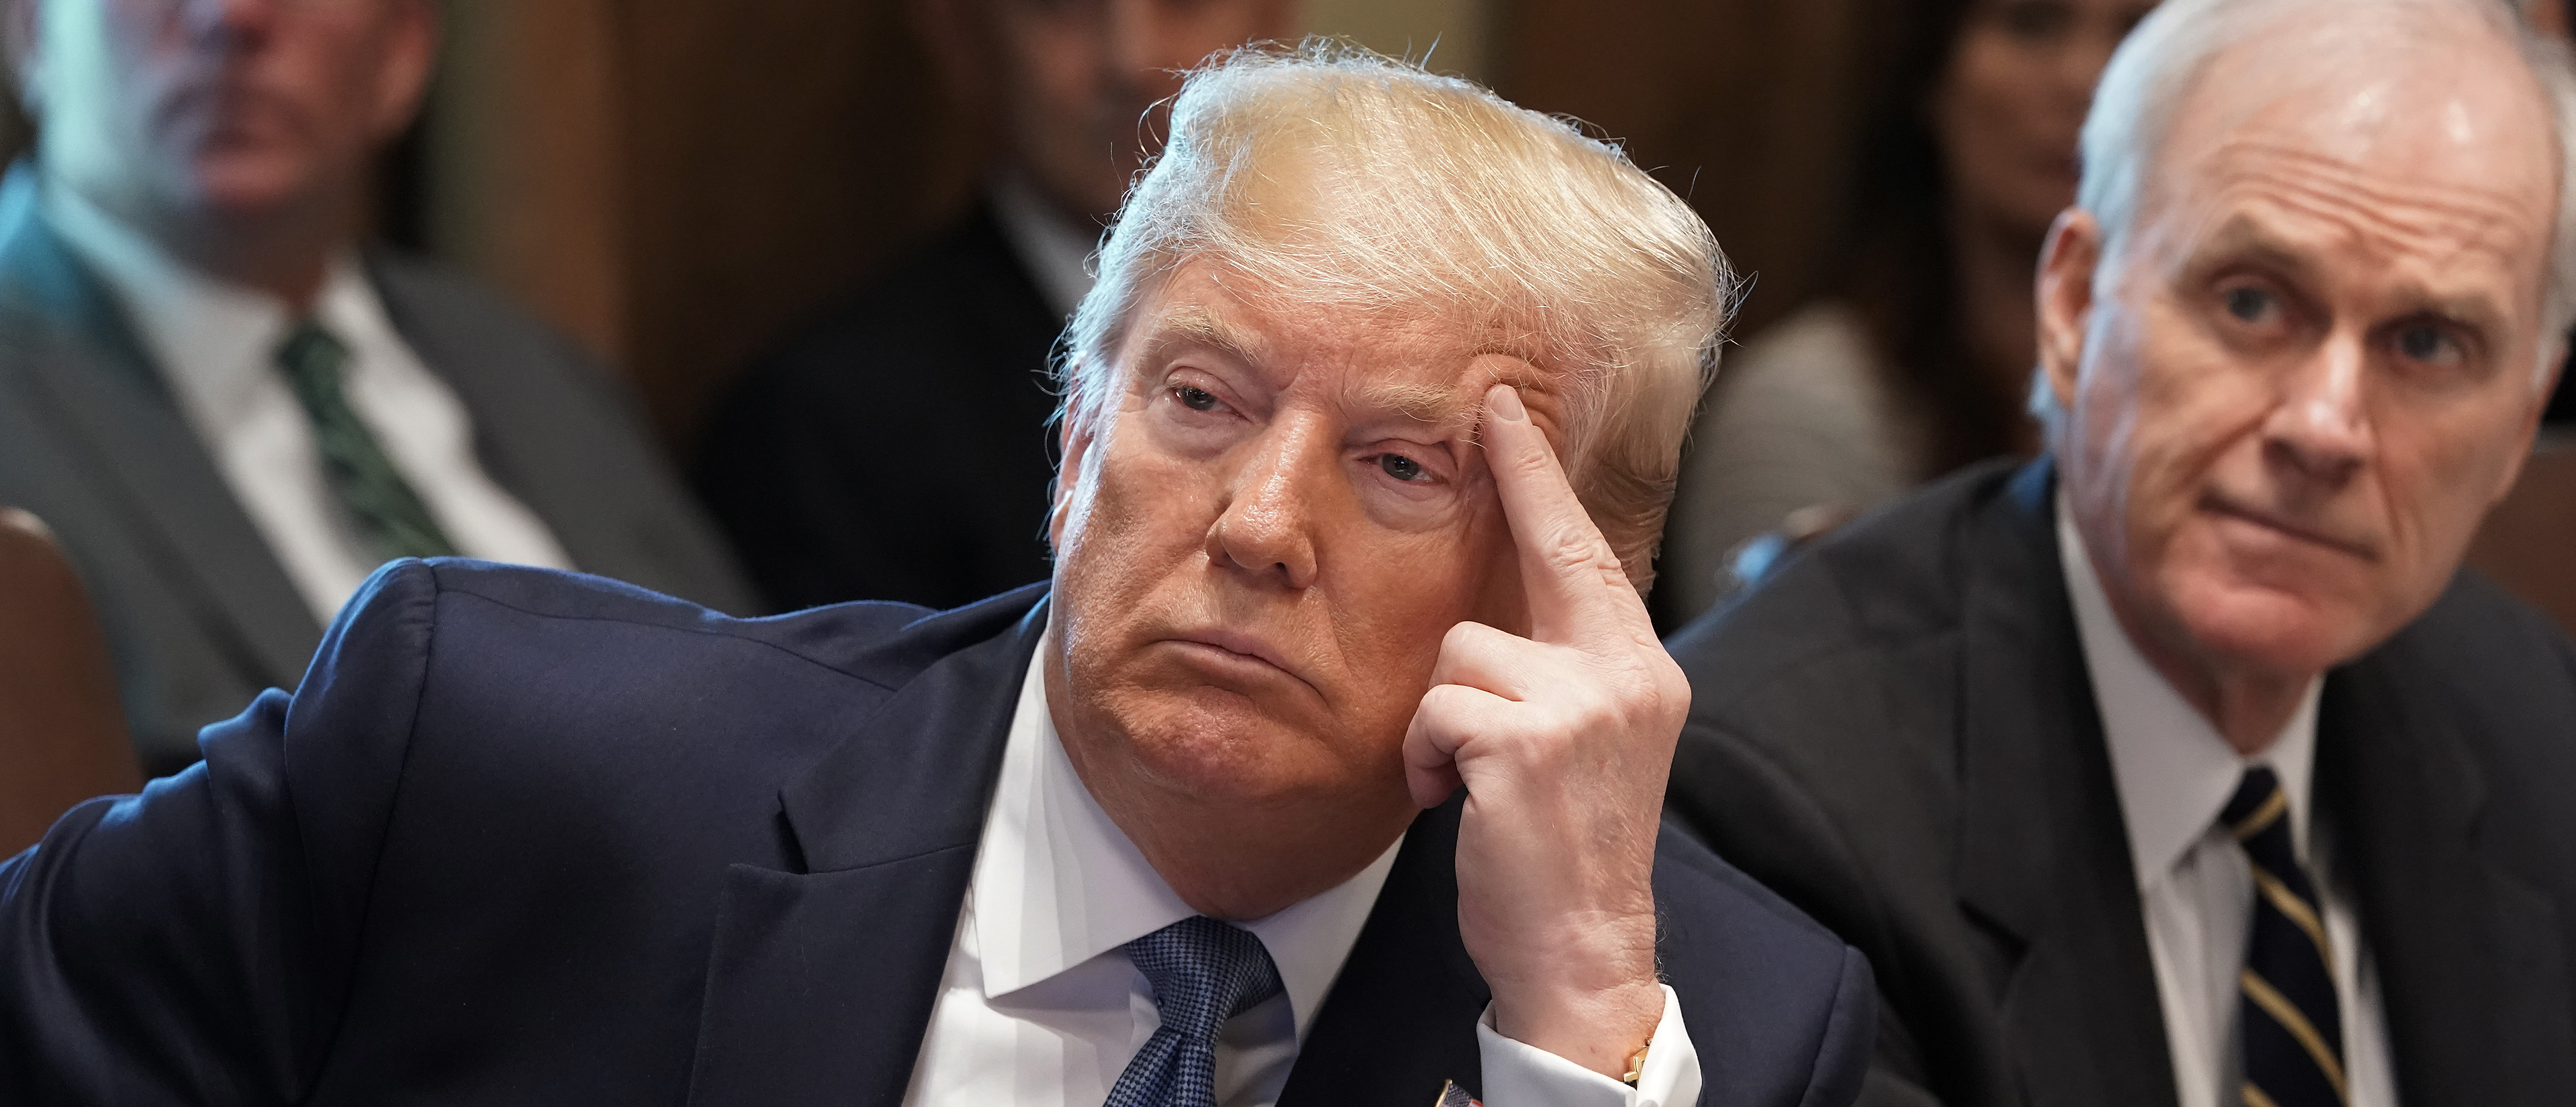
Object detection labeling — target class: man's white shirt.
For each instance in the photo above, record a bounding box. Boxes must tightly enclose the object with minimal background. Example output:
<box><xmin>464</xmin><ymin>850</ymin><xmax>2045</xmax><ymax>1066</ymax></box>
<box><xmin>44</xmin><ymin>180</ymin><xmax>572</xmax><ymax>623</ymax></box>
<box><xmin>985</xmin><ymin>172</ymin><xmax>1101</xmax><ymax>322</ymax></box>
<box><xmin>2056</xmin><ymin>495</ymin><xmax>2398</xmax><ymax>1107</ymax></box>
<box><xmin>900</xmin><ymin>645</ymin><xmax>1702</xmax><ymax>1107</ymax></box>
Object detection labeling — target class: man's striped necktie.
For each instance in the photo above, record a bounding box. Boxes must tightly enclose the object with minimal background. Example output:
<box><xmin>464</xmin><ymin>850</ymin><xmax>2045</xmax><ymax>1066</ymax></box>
<box><xmin>274</xmin><ymin>321</ymin><xmax>458</xmax><ymax>562</ymax></box>
<box><xmin>2223</xmin><ymin>766</ymin><xmax>2348</xmax><ymax>1107</ymax></box>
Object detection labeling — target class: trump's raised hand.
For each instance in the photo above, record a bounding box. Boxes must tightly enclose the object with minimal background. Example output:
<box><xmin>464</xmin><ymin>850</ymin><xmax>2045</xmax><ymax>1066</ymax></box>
<box><xmin>1403</xmin><ymin>382</ymin><xmax>1688</xmax><ymax>1079</ymax></box>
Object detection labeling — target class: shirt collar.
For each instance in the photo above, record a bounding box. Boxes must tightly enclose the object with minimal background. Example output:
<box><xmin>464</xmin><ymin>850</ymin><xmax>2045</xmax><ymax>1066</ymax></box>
<box><xmin>43</xmin><ymin>177</ymin><xmax>375</xmax><ymax>436</ymax></box>
<box><xmin>970</xmin><ymin>636</ymin><xmax>1401</xmax><ymax>1043</ymax></box>
<box><xmin>985</xmin><ymin>171</ymin><xmax>1101</xmax><ymax>320</ymax></box>
<box><xmin>2055</xmin><ymin>488</ymin><xmax>2323</xmax><ymax>888</ymax></box>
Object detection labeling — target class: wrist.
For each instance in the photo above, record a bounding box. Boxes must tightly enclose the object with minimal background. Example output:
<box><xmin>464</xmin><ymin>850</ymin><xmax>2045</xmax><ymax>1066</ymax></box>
<box><xmin>1488</xmin><ymin>976</ymin><xmax>1666</xmax><ymax>1081</ymax></box>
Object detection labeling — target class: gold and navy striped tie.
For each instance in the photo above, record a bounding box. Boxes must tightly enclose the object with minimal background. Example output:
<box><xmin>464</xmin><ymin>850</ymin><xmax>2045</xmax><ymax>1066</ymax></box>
<box><xmin>275</xmin><ymin>321</ymin><xmax>457</xmax><ymax>562</ymax></box>
<box><xmin>2223</xmin><ymin>766</ymin><xmax>2347</xmax><ymax>1107</ymax></box>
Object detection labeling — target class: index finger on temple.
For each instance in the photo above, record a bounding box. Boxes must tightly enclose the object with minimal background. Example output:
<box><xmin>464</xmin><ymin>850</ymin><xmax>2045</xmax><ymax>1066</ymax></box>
<box><xmin>1479</xmin><ymin>383</ymin><xmax>1648</xmax><ymax>641</ymax></box>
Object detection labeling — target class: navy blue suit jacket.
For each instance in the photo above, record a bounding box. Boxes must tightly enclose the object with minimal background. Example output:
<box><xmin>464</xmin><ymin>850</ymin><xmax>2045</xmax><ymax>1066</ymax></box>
<box><xmin>0</xmin><ymin>560</ymin><xmax>1872</xmax><ymax>1106</ymax></box>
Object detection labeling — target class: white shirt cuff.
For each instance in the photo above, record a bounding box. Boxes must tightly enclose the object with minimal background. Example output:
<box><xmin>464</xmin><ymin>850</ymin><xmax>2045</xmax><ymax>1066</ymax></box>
<box><xmin>1472</xmin><ymin>984</ymin><xmax>1701</xmax><ymax>1107</ymax></box>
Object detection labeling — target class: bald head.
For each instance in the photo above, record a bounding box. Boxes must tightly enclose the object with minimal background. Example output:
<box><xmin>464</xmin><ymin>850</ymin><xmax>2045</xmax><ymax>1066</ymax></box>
<box><xmin>2141</xmin><ymin>3</ymin><xmax>2560</xmax><ymax>352</ymax></box>
<box><xmin>2032</xmin><ymin>0</ymin><xmax>2570</xmax><ymax>747</ymax></box>
<box><xmin>2080</xmin><ymin>0</ymin><xmax>2576</xmax><ymax>348</ymax></box>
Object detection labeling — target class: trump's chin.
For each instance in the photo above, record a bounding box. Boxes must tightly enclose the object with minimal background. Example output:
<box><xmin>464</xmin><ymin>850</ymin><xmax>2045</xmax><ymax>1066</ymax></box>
<box><xmin>1102</xmin><ymin>684</ymin><xmax>1393</xmax><ymax>807</ymax></box>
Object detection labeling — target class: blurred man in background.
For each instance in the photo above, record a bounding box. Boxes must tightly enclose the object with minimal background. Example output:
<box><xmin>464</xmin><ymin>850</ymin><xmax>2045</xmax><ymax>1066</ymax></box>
<box><xmin>0</xmin><ymin>0</ymin><xmax>750</xmax><ymax>774</ymax></box>
<box><xmin>696</xmin><ymin>0</ymin><xmax>1297</xmax><ymax>613</ymax></box>
<box><xmin>1665</xmin><ymin>0</ymin><xmax>2576</xmax><ymax>1103</ymax></box>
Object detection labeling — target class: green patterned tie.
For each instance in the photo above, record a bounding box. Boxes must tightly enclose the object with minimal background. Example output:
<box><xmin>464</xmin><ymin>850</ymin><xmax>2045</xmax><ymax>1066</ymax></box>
<box><xmin>273</xmin><ymin>321</ymin><xmax>458</xmax><ymax>561</ymax></box>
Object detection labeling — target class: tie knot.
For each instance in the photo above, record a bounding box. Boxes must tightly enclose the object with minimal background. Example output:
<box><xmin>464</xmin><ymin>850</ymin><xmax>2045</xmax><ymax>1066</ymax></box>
<box><xmin>1123</xmin><ymin>916</ymin><xmax>1283</xmax><ymax>1041</ymax></box>
<box><xmin>2223</xmin><ymin>765</ymin><xmax>2290</xmax><ymax>843</ymax></box>
<box><xmin>275</xmin><ymin>320</ymin><xmax>350</xmax><ymax>389</ymax></box>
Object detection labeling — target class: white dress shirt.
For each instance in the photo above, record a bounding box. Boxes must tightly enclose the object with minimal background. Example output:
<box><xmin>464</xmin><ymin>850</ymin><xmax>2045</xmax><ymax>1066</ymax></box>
<box><xmin>2056</xmin><ymin>495</ymin><xmax>2398</xmax><ymax>1107</ymax></box>
<box><xmin>902</xmin><ymin>643</ymin><xmax>1701</xmax><ymax>1107</ymax></box>
<box><xmin>44</xmin><ymin>180</ymin><xmax>573</xmax><ymax>623</ymax></box>
<box><xmin>986</xmin><ymin>172</ymin><xmax>1102</xmax><ymax>321</ymax></box>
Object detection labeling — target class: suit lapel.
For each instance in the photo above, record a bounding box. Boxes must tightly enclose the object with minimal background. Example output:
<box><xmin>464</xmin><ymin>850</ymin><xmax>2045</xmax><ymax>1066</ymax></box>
<box><xmin>2319</xmin><ymin>657</ymin><xmax>2575</xmax><ymax>1103</ymax></box>
<box><xmin>0</xmin><ymin>166</ymin><xmax>320</xmax><ymax>688</ymax></box>
<box><xmin>1953</xmin><ymin>462</ymin><xmax>2178</xmax><ymax>1107</ymax></box>
<box><xmin>1279</xmin><ymin>795</ymin><xmax>1489</xmax><ymax>1107</ymax></box>
<box><xmin>684</xmin><ymin>601</ymin><xmax>1043</xmax><ymax>1107</ymax></box>
<box><xmin>362</xmin><ymin>251</ymin><xmax>581</xmax><ymax>562</ymax></box>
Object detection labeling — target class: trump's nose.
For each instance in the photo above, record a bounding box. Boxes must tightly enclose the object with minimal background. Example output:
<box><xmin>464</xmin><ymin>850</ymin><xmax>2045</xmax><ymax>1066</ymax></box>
<box><xmin>1205</xmin><ymin>419</ymin><xmax>1325</xmax><ymax>590</ymax></box>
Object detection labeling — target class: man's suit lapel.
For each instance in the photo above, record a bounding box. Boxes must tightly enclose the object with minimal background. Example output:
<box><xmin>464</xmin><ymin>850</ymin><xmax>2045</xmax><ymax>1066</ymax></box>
<box><xmin>1953</xmin><ymin>462</ymin><xmax>2178</xmax><ymax>1107</ymax></box>
<box><xmin>363</xmin><ymin>252</ymin><xmax>595</xmax><ymax>568</ymax></box>
<box><xmin>0</xmin><ymin>166</ymin><xmax>320</xmax><ymax>689</ymax></box>
<box><xmin>1278</xmin><ymin>794</ymin><xmax>1489</xmax><ymax>1107</ymax></box>
<box><xmin>684</xmin><ymin>601</ymin><xmax>1042</xmax><ymax>1107</ymax></box>
<box><xmin>2319</xmin><ymin>656</ymin><xmax>2576</xmax><ymax>1103</ymax></box>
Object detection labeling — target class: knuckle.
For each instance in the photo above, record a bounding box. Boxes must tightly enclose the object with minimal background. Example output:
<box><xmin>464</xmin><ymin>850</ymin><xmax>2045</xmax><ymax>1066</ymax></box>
<box><xmin>1506</xmin><ymin>440</ymin><xmax>1559</xmax><ymax>480</ymax></box>
<box><xmin>1441</xmin><ymin>619</ymin><xmax>1489</xmax><ymax>654</ymax></box>
<box><xmin>1539</xmin><ymin>524</ymin><xmax>1604</xmax><ymax>575</ymax></box>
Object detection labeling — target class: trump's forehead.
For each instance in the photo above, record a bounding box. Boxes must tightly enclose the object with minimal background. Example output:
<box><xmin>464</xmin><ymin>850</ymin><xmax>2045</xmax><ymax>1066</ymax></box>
<box><xmin>1120</xmin><ymin>263</ymin><xmax>1564</xmax><ymax>429</ymax></box>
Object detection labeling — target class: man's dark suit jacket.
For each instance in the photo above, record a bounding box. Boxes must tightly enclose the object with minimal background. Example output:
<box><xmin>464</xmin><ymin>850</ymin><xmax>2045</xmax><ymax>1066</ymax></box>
<box><xmin>696</xmin><ymin>201</ymin><xmax>1066</xmax><ymax>613</ymax></box>
<box><xmin>1662</xmin><ymin>457</ymin><xmax>2576</xmax><ymax>1107</ymax></box>
<box><xmin>0</xmin><ymin>165</ymin><xmax>754</xmax><ymax>774</ymax></box>
<box><xmin>0</xmin><ymin>560</ymin><xmax>1876</xmax><ymax>1106</ymax></box>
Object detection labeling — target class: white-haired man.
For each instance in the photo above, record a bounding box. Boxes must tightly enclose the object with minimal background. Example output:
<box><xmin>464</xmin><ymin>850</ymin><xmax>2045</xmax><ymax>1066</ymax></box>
<box><xmin>1666</xmin><ymin>1</ymin><xmax>2576</xmax><ymax>1105</ymax></box>
<box><xmin>0</xmin><ymin>48</ymin><xmax>1874</xmax><ymax>1107</ymax></box>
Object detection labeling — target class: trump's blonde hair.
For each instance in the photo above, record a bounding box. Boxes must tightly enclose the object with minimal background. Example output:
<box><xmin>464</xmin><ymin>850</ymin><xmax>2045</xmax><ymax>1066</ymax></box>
<box><xmin>1056</xmin><ymin>42</ymin><xmax>1735</xmax><ymax>590</ymax></box>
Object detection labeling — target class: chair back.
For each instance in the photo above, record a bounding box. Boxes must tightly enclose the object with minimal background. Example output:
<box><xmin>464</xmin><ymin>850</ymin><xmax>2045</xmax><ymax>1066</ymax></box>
<box><xmin>2466</xmin><ymin>436</ymin><xmax>2576</xmax><ymax>639</ymax></box>
<box><xmin>0</xmin><ymin>508</ymin><xmax>140</xmax><ymax>854</ymax></box>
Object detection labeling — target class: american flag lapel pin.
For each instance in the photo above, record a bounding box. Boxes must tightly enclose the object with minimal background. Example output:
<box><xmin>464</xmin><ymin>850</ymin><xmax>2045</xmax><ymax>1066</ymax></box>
<box><xmin>1434</xmin><ymin>1079</ymin><xmax>1481</xmax><ymax>1107</ymax></box>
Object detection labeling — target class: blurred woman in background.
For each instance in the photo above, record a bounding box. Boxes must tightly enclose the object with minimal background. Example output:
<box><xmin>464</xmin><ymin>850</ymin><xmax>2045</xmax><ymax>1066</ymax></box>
<box><xmin>1657</xmin><ymin>0</ymin><xmax>2156</xmax><ymax>622</ymax></box>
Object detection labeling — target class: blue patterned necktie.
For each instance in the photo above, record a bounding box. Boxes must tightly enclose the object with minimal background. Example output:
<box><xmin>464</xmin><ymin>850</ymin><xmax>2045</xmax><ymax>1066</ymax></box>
<box><xmin>1104</xmin><ymin>916</ymin><xmax>1285</xmax><ymax>1107</ymax></box>
<box><xmin>2224</xmin><ymin>766</ymin><xmax>2348</xmax><ymax>1107</ymax></box>
<box><xmin>273</xmin><ymin>321</ymin><xmax>458</xmax><ymax>561</ymax></box>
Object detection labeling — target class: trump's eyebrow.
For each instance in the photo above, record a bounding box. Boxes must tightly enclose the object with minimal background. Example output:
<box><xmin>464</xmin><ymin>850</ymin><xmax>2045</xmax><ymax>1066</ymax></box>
<box><xmin>1351</xmin><ymin>355</ymin><xmax>1555</xmax><ymax>437</ymax></box>
<box><xmin>1130</xmin><ymin>307</ymin><xmax>1271</xmax><ymax>372</ymax></box>
<box><xmin>1353</xmin><ymin>379</ymin><xmax>1469</xmax><ymax>428</ymax></box>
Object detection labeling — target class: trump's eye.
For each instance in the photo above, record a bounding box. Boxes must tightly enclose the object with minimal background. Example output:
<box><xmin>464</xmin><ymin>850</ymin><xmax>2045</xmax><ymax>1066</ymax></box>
<box><xmin>1378</xmin><ymin>453</ymin><xmax>1429</xmax><ymax>482</ymax></box>
<box><xmin>1175</xmin><ymin>385</ymin><xmax>1222</xmax><ymax>412</ymax></box>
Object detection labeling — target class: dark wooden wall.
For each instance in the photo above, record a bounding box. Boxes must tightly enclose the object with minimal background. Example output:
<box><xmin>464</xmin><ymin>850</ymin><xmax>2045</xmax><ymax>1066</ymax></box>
<box><xmin>426</xmin><ymin>0</ymin><xmax>988</xmax><ymax>450</ymax></box>
<box><xmin>421</xmin><ymin>0</ymin><xmax>1882</xmax><ymax>450</ymax></box>
<box><xmin>1496</xmin><ymin>0</ymin><xmax>1878</xmax><ymax>342</ymax></box>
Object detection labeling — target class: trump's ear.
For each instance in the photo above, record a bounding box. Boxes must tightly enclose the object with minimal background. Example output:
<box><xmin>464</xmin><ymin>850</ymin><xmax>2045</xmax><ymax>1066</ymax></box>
<box><xmin>1049</xmin><ymin>400</ymin><xmax>1097</xmax><ymax>553</ymax></box>
<box><xmin>2036</xmin><ymin>207</ymin><xmax>2103</xmax><ymax>420</ymax></box>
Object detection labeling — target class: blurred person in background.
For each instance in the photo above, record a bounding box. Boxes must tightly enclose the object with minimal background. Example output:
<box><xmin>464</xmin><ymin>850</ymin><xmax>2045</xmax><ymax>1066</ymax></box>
<box><xmin>1665</xmin><ymin>0</ymin><xmax>2576</xmax><ymax>1102</ymax></box>
<box><xmin>0</xmin><ymin>0</ymin><xmax>751</xmax><ymax>774</ymax></box>
<box><xmin>696</xmin><ymin>0</ymin><xmax>1298</xmax><ymax>614</ymax></box>
<box><xmin>1657</xmin><ymin>0</ymin><xmax>2156</xmax><ymax>622</ymax></box>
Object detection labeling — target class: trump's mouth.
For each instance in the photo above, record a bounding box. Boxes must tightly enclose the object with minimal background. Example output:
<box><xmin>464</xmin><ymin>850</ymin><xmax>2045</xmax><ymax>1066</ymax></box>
<box><xmin>1158</xmin><ymin>630</ymin><xmax>1319</xmax><ymax>696</ymax></box>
